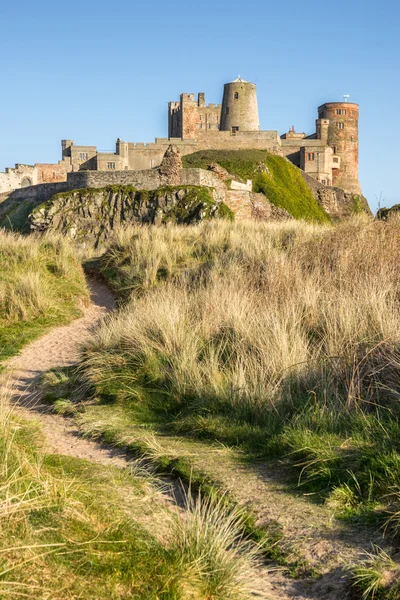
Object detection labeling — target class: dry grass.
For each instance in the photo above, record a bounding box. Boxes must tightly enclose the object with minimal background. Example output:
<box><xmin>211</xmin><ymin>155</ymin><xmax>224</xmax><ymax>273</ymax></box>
<box><xmin>0</xmin><ymin>230</ymin><xmax>89</xmax><ymax>360</ymax></box>
<box><xmin>171</xmin><ymin>489</ymin><xmax>258</xmax><ymax>600</ymax></box>
<box><xmin>81</xmin><ymin>217</ymin><xmax>400</xmax><ymax>524</ymax></box>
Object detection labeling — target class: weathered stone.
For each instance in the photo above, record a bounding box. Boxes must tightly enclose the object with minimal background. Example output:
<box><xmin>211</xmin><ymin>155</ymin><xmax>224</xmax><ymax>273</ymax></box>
<box><xmin>299</xmin><ymin>170</ymin><xmax>371</xmax><ymax>219</ymax></box>
<box><xmin>158</xmin><ymin>145</ymin><xmax>183</xmax><ymax>186</ymax></box>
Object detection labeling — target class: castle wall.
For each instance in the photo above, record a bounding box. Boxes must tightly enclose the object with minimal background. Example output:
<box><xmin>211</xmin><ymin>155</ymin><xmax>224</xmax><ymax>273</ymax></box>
<box><xmin>7</xmin><ymin>181</ymin><xmax>70</xmax><ymax>202</ymax></box>
<box><xmin>0</xmin><ymin>162</ymin><xmax>68</xmax><ymax>194</ymax></box>
<box><xmin>65</xmin><ymin>167</ymin><xmax>226</xmax><ymax>198</ymax></box>
<box><xmin>168</xmin><ymin>93</ymin><xmax>221</xmax><ymax>139</ymax></box>
<box><xmin>300</xmin><ymin>146</ymin><xmax>334</xmax><ymax>186</ymax></box>
<box><xmin>36</xmin><ymin>163</ymin><xmax>68</xmax><ymax>184</ymax></box>
<box><xmin>0</xmin><ymin>164</ymin><xmax>38</xmax><ymax>193</ymax></box>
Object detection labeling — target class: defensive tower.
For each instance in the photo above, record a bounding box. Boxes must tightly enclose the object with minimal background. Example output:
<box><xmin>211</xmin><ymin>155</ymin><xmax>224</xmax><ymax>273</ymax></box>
<box><xmin>318</xmin><ymin>102</ymin><xmax>360</xmax><ymax>194</ymax></box>
<box><xmin>220</xmin><ymin>77</ymin><xmax>260</xmax><ymax>133</ymax></box>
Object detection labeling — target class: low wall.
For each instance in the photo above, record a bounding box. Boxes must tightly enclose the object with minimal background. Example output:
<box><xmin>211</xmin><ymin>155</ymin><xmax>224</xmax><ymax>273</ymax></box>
<box><xmin>5</xmin><ymin>168</ymin><xmax>228</xmax><ymax>206</ymax></box>
<box><xmin>7</xmin><ymin>181</ymin><xmax>71</xmax><ymax>202</ymax></box>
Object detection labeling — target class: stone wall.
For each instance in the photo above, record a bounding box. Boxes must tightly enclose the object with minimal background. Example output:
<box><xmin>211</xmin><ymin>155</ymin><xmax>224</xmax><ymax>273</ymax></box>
<box><xmin>36</xmin><ymin>163</ymin><xmax>68</xmax><ymax>184</ymax></box>
<box><xmin>7</xmin><ymin>181</ymin><xmax>70</xmax><ymax>202</ymax></box>
<box><xmin>0</xmin><ymin>164</ymin><xmax>37</xmax><ymax>193</ymax></box>
<box><xmin>0</xmin><ymin>162</ymin><xmax>68</xmax><ymax>195</ymax></box>
<box><xmin>67</xmin><ymin>131</ymin><xmax>281</xmax><ymax>174</ymax></box>
<box><xmin>66</xmin><ymin>167</ymin><xmax>227</xmax><ymax>202</ymax></box>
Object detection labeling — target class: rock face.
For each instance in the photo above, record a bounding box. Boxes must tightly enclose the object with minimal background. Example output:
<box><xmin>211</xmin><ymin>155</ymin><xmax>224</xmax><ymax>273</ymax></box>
<box><xmin>30</xmin><ymin>185</ymin><xmax>233</xmax><ymax>245</ymax></box>
<box><xmin>250</xmin><ymin>193</ymin><xmax>293</xmax><ymax>221</ymax></box>
<box><xmin>158</xmin><ymin>145</ymin><xmax>182</xmax><ymax>186</ymax></box>
<box><xmin>299</xmin><ymin>170</ymin><xmax>371</xmax><ymax>219</ymax></box>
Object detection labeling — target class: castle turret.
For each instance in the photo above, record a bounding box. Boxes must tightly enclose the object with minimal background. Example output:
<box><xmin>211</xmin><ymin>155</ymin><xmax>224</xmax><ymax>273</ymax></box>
<box><xmin>220</xmin><ymin>78</ymin><xmax>260</xmax><ymax>133</ymax></box>
<box><xmin>61</xmin><ymin>139</ymin><xmax>74</xmax><ymax>158</ymax></box>
<box><xmin>318</xmin><ymin>102</ymin><xmax>361</xmax><ymax>194</ymax></box>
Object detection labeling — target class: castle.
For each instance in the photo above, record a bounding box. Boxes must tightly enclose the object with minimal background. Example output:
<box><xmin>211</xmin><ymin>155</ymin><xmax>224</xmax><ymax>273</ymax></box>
<box><xmin>0</xmin><ymin>78</ymin><xmax>361</xmax><ymax>197</ymax></box>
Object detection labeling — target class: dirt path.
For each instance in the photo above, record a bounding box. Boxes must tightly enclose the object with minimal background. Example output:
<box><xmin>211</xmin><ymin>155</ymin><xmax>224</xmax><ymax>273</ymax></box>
<box><xmin>2</xmin><ymin>279</ymin><xmax>284</xmax><ymax>600</ymax></box>
<box><xmin>4</xmin><ymin>280</ymin><xmax>130</xmax><ymax>467</ymax></box>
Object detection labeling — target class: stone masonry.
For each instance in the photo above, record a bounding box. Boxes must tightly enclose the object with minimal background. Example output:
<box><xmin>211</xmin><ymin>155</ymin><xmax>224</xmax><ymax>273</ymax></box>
<box><xmin>0</xmin><ymin>76</ymin><xmax>362</xmax><ymax>197</ymax></box>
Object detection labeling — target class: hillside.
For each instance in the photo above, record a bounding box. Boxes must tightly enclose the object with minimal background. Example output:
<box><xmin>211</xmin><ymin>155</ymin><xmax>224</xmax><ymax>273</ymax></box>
<box><xmin>183</xmin><ymin>149</ymin><xmax>370</xmax><ymax>221</ymax></box>
<box><xmin>48</xmin><ymin>218</ymin><xmax>400</xmax><ymax>599</ymax></box>
<box><xmin>1</xmin><ymin>220</ymin><xmax>400</xmax><ymax>598</ymax></box>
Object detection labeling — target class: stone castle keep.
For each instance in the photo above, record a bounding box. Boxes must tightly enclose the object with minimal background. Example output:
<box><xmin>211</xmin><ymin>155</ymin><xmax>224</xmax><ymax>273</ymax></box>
<box><xmin>0</xmin><ymin>78</ymin><xmax>361</xmax><ymax>197</ymax></box>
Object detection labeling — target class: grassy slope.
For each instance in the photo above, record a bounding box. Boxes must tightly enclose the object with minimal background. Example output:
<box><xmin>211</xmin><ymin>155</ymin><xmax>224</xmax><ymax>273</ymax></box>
<box><xmin>182</xmin><ymin>149</ymin><xmax>330</xmax><ymax>223</ymax></box>
<box><xmin>79</xmin><ymin>220</ymin><xmax>400</xmax><ymax>513</ymax></box>
<box><xmin>0</xmin><ymin>231</ymin><xmax>89</xmax><ymax>361</ymax></box>
<box><xmin>44</xmin><ymin>219</ymin><xmax>400</xmax><ymax>598</ymax></box>
<box><xmin>0</xmin><ymin>230</ymin><xmax>256</xmax><ymax>599</ymax></box>
<box><xmin>0</xmin><ymin>195</ymin><xmax>40</xmax><ymax>233</ymax></box>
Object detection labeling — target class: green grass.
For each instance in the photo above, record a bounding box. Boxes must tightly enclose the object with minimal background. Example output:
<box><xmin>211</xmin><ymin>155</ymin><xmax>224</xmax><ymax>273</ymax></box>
<box><xmin>182</xmin><ymin>149</ymin><xmax>330</xmax><ymax>223</ymax></box>
<box><xmin>0</xmin><ymin>231</ymin><xmax>89</xmax><ymax>362</ymax></box>
<box><xmin>40</xmin><ymin>370</ymin><xmax>317</xmax><ymax>578</ymax></box>
<box><xmin>350</xmin><ymin>548</ymin><xmax>400</xmax><ymax>600</ymax></box>
<box><xmin>1</xmin><ymin>387</ymin><xmax>260</xmax><ymax>599</ymax></box>
<box><xmin>0</xmin><ymin>197</ymin><xmax>40</xmax><ymax>232</ymax></box>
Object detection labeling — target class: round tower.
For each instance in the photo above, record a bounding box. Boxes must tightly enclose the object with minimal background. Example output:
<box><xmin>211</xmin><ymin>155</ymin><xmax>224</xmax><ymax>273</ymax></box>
<box><xmin>220</xmin><ymin>77</ymin><xmax>260</xmax><ymax>133</ymax></box>
<box><xmin>318</xmin><ymin>102</ymin><xmax>361</xmax><ymax>194</ymax></box>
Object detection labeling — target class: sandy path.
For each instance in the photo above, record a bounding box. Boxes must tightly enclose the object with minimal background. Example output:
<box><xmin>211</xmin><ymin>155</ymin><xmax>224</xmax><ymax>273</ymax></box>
<box><xmin>5</xmin><ymin>279</ymin><xmax>129</xmax><ymax>467</ymax></box>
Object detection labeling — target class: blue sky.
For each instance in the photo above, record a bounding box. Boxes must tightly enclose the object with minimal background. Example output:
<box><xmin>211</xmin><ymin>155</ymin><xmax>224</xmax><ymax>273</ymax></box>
<box><xmin>0</xmin><ymin>0</ymin><xmax>398</xmax><ymax>212</ymax></box>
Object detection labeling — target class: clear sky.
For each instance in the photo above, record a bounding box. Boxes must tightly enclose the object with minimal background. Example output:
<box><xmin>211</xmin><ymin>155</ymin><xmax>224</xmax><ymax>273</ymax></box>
<box><xmin>0</xmin><ymin>0</ymin><xmax>398</xmax><ymax>213</ymax></box>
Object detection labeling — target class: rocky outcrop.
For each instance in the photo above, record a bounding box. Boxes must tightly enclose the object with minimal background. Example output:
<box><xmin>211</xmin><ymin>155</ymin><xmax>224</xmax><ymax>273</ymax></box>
<box><xmin>299</xmin><ymin>170</ymin><xmax>371</xmax><ymax>219</ymax></box>
<box><xmin>30</xmin><ymin>185</ymin><xmax>233</xmax><ymax>245</ymax></box>
<box><xmin>250</xmin><ymin>193</ymin><xmax>293</xmax><ymax>221</ymax></box>
<box><xmin>158</xmin><ymin>145</ymin><xmax>182</xmax><ymax>186</ymax></box>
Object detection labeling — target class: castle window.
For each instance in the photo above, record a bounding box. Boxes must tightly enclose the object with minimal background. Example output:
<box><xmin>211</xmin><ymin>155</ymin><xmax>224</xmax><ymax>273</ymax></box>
<box><xmin>333</xmin><ymin>157</ymin><xmax>339</xmax><ymax>163</ymax></box>
<box><xmin>107</xmin><ymin>162</ymin><xmax>116</xmax><ymax>169</ymax></box>
<box><xmin>79</xmin><ymin>152</ymin><xmax>89</xmax><ymax>161</ymax></box>
<box><xmin>307</xmin><ymin>153</ymin><xmax>315</xmax><ymax>161</ymax></box>
<box><xmin>209</xmin><ymin>124</ymin><xmax>211</xmax><ymax>129</ymax></box>
<box><xmin>234</xmin><ymin>92</ymin><xmax>239</xmax><ymax>99</ymax></box>
<box><xmin>226</xmin><ymin>107</ymin><xmax>230</xmax><ymax>115</ymax></box>
<box><xmin>337</xmin><ymin>122</ymin><xmax>345</xmax><ymax>129</ymax></box>
<box><xmin>336</xmin><ymin>109</ymin><xmax>346</xmax><ymax>116</ymax></box>
<box><xmin>199</xmin><ymin>123</ymin><xmax>203</xmax><ymax>128</ymax></box>
<box><xmin>231</xmin><ymin>126</ymin><xmax>239</xmax><ymax>135</ymax></box>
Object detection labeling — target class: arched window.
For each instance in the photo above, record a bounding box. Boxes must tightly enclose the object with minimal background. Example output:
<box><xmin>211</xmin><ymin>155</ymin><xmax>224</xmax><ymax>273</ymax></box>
<box><xmin>234</xmin><ymin>92</ymin><xmax>239</xmax><ymax>99</ymax></box>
